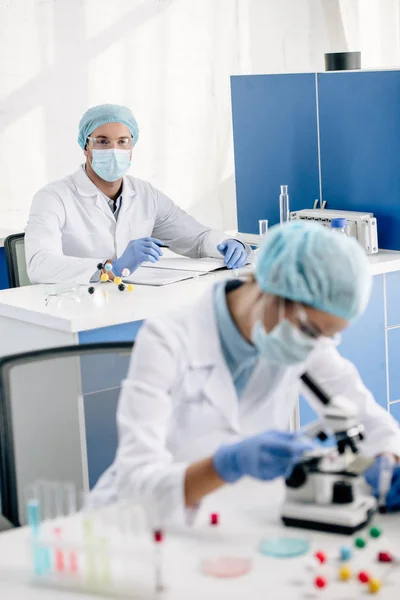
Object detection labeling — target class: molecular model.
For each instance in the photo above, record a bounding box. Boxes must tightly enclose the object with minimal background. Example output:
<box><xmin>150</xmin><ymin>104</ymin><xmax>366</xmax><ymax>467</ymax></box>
<box><xmin>88</xmin><ymin>263</ymin><xmax>134</xmax><ymax>295</ymax></box>
<box><xmin>311</xmin><ymin>526</ymin><xmax>397</xmax><ymax>595</ymax></box>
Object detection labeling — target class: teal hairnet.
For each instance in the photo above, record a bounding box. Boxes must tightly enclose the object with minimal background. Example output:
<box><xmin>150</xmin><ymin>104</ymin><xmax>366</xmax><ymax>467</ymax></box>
<box><xmin>78</xmin><ymin>104</ymin><xmax>139</xmax><ymax>149</ymax></box>
<box><xmin>255</xmin><ymin>221</ymin><xmax>372</xmax><ymax>321</ymax></box>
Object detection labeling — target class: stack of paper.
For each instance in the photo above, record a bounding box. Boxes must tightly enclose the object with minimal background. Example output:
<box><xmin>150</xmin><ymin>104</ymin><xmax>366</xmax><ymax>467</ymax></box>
<box><xmin>124</xmin><ymin>251</ymin><xmax>227</xmax><ymax>286</ymax></box>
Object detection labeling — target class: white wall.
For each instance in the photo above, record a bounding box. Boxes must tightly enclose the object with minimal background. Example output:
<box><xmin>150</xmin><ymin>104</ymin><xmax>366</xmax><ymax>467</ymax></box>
<box><xmin>0</xmin><ymin>0</ymin><xmax>364</xmax><ymax>233</ymax></box>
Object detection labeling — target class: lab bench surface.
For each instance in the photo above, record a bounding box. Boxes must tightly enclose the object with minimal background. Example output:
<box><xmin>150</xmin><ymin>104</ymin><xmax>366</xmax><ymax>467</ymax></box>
<box><xmin>1</xmin><ymin>479</ymin><xmax>399</xmax><ymax>600</ymax></box>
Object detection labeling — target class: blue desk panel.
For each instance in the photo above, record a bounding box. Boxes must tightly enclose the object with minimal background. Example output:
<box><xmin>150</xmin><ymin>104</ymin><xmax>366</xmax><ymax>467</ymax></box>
<box><xmin>84</xmin><ymin>387</ymin><xmax>120</xmax><ymax>489</ymax></box>
<box><xmin>338</xmin><ymin>275</ymin><xmax>386</xmax><ymax>409</ymax></box>
<box><xmin>318</xmin><ymin>71</ymin><xmax>400</xmax><ymax>250</ymax></box>
<box><xmin>79</xmin><ymin>321</ymin><xmax>143</xmax><ymax>487</ymax></box>
<box><xmin>78</xmin><ymin>320</ymin><xmax>144</xmax><ymax>344</ymax></box>
<box><xmin>231</xmin><ymin>74</ymin><xmax>320</xmax><ymax>233</ymax></box>
<box><xmin>0</xmin><ymin>248</ymin><xmax>9</xmax><ymax>290</ymax></box>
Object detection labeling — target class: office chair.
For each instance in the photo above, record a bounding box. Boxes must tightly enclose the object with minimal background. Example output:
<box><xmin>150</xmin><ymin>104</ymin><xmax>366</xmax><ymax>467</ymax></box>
<box><xmin>0</xmin><ymin>342</ymin><xmax>133</xmax><ymax>526</ymax></box>
<box><xmin>4</xmin><ymin>233</ymin><xmax>31</xmax><ymax>288</ymax></box>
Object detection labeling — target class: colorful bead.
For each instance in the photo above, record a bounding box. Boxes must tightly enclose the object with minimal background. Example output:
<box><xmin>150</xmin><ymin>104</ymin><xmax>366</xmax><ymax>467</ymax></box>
<box><xmin>127</xmin><ymin>284</ymin><xmax>134</xmax><ymax>292</ymax></box>
<box><xmin>340</xmin><ymin>546</ymin><xmax>352</xmax><ymax>562</ymax></box>
<box><xmin>368</xmin><ymin>578</ymin><xmax>382</xmax><ymax>594</ymax></box>
<box><xmin>315</xmin><ymin>551</ymin><xmax>327</xmax><ymax>565</ymax></box>
<box><xmin>210</xmin><ymin>513</ymin><xmax>219</xmax><ymax>526</ymax></box>
<box><xmin>314</xmin><ymin>576</ymin><xmax>327</xmax><ymax>589</ymax></box>
<box><xmin>100</xmin><ymin>273</ymin><xmax>109</xmax><ymax>282</ymax></box>
<box><xmin>378</xmin><ymin>551</ymin><xmax>392</xmax><ymax>563</ymax></box>
<box><xmin>121</xmin><ymin>268</ymin><xmax>130</xmax><ymax>277</ymax></box>
<box><xmin>355</xmin><ymin>537</ymin><xmax>366</xmax><ymax>549</ymax></box>
<box><xmin>358</xmin><ymin>571</ymin><xmax>370</xmax><ymax>583</ymax></box>
<box><xmin>369</xmin><ymin>526</ymin><xmax>382</xmax><ymax>539</ymax></box>
<box><xmin>88</xmin><ymin>286</ymin><xmax>95</xmax><ymax>294</ymax></box>
<box><xmin>114</xmin><ymin>277</ymin><xmax>122</xmax><ymax>286</ymax></box>
<box><xmin>118</xmin><ymin>283</ymin><xmax>126</xmax><ymax>291</ymax></box>
<box><xmin>97</xmin><ymin>262</ymin><xmax>104</xmax><ymax>271</ymax></box>
<box><xmin>104</xmin><ymin>263</ymin><xmax>113</xmax><ymax>272</ymax></box>
<box><xmin>338</xmin><ymin>565</ymin><xmax>352</xmax><ymax>581</ymax></box>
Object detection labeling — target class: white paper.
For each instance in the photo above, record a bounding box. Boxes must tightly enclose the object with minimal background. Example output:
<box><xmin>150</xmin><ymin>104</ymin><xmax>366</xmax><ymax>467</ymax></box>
<box><xmin>124</xmin><ymin>267</ymin><xmax>203</xmax><ymax>286</ymax></box>
<box><xmin>141</xmin><ymin>249</ymin><xmax>227</xmax><ymax>273</ymax></box>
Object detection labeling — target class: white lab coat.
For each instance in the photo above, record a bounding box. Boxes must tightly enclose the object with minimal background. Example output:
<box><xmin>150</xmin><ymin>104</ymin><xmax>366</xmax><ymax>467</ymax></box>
<box><xmin>91</xmin><ymin>285</ymin><xmax>400</xmax><ymax>524</ymax></box>
<box><xmin>25</xmin><ymin>167</ymin><xmax>233</xmax><ymax>284</ymax></box>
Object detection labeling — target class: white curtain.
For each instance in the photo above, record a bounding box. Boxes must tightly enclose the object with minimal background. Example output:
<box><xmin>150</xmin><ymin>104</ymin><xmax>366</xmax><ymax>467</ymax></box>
<box><xmin>0</xmin><ymin>0</ymin><xmax>362</xmax><ymax>232</ymax></box>
<box><xmin>339</xmin><ymin>0</ymin><xmax>400</xmax><ymax>68</ymax></box>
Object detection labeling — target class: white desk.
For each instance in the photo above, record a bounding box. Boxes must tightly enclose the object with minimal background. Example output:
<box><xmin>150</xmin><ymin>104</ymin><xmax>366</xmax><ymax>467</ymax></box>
<box><xmin>0</xmin><ymin>269</ymin><xmax>251</xmax><ymax>356</ymax></box>
<box><xmin>0</xmin><ymin>479</ymin><xmax>399</xmax><ymax>600</ymax></box>
<box><xmin>0</xmin><ymin>252</ymin><xmax>399</xmax><ymax>356</ymax></box>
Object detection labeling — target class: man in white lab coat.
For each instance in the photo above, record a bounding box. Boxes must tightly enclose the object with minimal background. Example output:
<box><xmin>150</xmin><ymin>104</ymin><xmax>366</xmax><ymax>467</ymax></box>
<box><xmin>91</xmin><ymin>222</ymin><xmax>400</xmax><ymax>524</ymax></box>
<box><xmin>25</xmin><ymin>104</ymin><xmax>249</xmax><ymax>284</ymax></box>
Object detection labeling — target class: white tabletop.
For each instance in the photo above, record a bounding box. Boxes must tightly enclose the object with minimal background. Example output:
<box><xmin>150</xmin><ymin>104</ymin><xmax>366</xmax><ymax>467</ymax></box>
<box><xmin>0</xmin><ymin>228</ymin><xmax>18</xmax><ymax>247</ymax></box>
<box><xmin>0</xmin><ymin>250</ymin><xmax>399</xmax><ymax>334</ymax></box>
<box><xmin>0</xmin><ymin>269</ymin><xmax>250</xmax><ymax>334</ymax></box>
<box><xmin>0</xmin><ymin>479</ymin><xmax>399</xmax><ymax>600</ymax></box>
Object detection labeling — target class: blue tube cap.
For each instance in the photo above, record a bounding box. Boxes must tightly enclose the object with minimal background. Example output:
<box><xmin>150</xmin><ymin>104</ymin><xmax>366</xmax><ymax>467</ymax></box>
<box><xmin>331</xmin><ymin>217</ymin><xmax>347</xmax><ymax>229</ymax></box>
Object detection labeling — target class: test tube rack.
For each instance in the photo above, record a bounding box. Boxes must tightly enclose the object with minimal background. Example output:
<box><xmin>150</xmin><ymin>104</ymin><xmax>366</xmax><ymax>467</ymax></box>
<box><xmin>26</xmin><ymin>482</ymin><xmax>164</xmax><ymax>598</ymax></box>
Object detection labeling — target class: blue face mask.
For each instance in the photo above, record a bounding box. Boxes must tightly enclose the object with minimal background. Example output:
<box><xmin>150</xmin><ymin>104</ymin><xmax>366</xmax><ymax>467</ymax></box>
<box><xmin>252</xmin><ymin>318</ymin><xmax>318</xmax><ymax>365</ymax></box>
<box><xmin>91</xmin><ymin>149</ymin><xmax>131</xmax><ymax>182</ymax></box>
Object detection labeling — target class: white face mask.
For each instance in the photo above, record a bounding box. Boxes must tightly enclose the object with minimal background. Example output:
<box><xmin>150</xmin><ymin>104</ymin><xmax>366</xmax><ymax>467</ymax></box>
<box><xmin>251</xmin><ymin>301</ymin><xmax>319</xmax><ymax>365</ymax></box>
<box><xmin>91</xmin><ymin>148</ymin><xmax>131</xmax><ymax>182</ymax></box>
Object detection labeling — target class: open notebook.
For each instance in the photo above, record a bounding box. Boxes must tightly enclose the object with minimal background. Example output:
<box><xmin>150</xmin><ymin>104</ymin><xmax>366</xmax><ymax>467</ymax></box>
<box><xmin>123</xmin><ymin>250</ymin><xmax>227</xmax><ymax>286</ymax></box>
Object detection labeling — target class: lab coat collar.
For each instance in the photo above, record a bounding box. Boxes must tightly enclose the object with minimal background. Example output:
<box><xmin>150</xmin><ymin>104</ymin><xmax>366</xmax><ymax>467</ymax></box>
<box><xmin>72</xmin><ymin>166</ymin><xmax>137</xmax><ymax>199</ymax></box>
<box><xmin>187</xmin><ymin>284</ymin><xmax>241</xmax><ymax>432</ymax></box>
<box><xmin>187</xmin><ymin>284</ymin><xmax>227</xmax><ymax>368</ymax></box>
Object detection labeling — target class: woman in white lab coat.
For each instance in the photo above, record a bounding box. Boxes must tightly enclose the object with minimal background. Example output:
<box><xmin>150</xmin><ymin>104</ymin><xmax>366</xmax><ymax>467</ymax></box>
<box><xmin>25</xmin><ymin>104</ymin><xmax>249</xmax><ymax>284</ymax></box>
<box><xmin>91</xmin><ymin>221</ymin><xmax>400</xmax><ymax>523</ymax></box>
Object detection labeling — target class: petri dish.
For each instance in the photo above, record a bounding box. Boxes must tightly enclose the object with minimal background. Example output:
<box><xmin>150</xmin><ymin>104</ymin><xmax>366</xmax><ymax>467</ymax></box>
<box><xmin>201</xmin><ymin>557</ymin><xmax>252</xmax><ymax>578</ymax></box>
<box><xmin>259</xmin><ymin>537</ymin><xmax>310</xmax><ymax>558</ymax></box>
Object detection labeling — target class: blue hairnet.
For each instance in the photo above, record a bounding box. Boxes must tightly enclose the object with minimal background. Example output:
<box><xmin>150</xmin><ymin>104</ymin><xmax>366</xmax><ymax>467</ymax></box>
<box><xmin>78</xmin><ymin>104</ymin><xmax>139</xmax><ymax>149</ymax></box>
<box><xmin>255</xmin><ymin>221</ymin><xmax>372</xmax><ymax>321</ymax></box>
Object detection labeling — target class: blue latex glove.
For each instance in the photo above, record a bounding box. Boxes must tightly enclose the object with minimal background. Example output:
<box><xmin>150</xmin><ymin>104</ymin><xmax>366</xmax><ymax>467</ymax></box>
<box><xmin>365</xmin><ymin>456</ymin><xmax>400</xmax><ymax>511</ymax></box>
<box><xmin>112</xmin><ymin>237</ymin><xmax>164</xmax><ymax>276</ymax></box>
<box><xmin>213</xmin><ymin>430</ymin><xmax>315</xmax><ymax>484</ymax></box>
<box><xmin>217</xmin><ymin>239</ymin><xmax>248</xmax><ymax>269</ymax></box>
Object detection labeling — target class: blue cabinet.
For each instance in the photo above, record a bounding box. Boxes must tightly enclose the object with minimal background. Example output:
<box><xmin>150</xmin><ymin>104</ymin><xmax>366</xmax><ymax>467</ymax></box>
<box><xmin>339</xmin><ymin>275</ymin><xmax>386</xmax><ymax>410</ymax></box>
<box><xmin>300</xmin><ymin>274</ymin><xmax>387</xmax><ymax>425</ymax></box>
<box><xmin>231</xmin><ymin>74</ymin><xmax>320</xmax><ymax>234</ymax></box>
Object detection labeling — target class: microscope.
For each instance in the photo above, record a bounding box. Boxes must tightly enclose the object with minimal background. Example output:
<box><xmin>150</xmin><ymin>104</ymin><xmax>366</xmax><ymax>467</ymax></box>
<box><xmin>281</xmin><ymin>373</ymin><xmax>377</xmax><ymax>534</ymax></box>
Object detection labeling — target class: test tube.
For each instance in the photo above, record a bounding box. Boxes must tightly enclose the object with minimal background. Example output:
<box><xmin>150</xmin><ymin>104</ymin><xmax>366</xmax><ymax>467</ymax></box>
<box><xmin>27</xmin><ymin>487</ymin><xmax>43</xmax><ymax>575</ymax></box>
<box><xmin>153</xmin><ymin>530</ymin><xmax>164</xmax><ymax>592</ymax></box>
<box><xmin>279</xmin><ymin>185</ymin><xmax>290</xmax><ymax>223</ymax></box>
<box><xmin>39</xmin><ymin>481</ymin><xmax>53</xmax><ymax>573</ymax></box>
<box><xmin>64</xmin><ymin>482</ymin><xmax>78</xmax><ymax>574</ymax></box>
<box><xmin>98</xmin><ymin>537</ymin><xmax>112</xmax><ymax>588</ymax></box>
<box><xmin>83</xmin><ymin>513</ymin><xmax>97</xmax><ymax>589</ymax></box>
<box><xmin>258</xmin><ymin>219</ymin><xmax>268</xmax><ymax>237</ymax></box>
<box><xmin>378</xmin><ymin>455</ymin><xmax>395</xmax><ymax>513</ymax></box>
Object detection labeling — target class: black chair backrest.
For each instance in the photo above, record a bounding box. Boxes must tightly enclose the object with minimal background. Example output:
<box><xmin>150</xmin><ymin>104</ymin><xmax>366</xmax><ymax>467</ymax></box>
<box><xmin>0</xmin><ymin>342</ymin><xmax>133</xmax><ymax>526</ymax></box>
<box><xmin>4</xmin><ymin>233</ymin><xmax>31</xmax><ymax>288</ymax></box>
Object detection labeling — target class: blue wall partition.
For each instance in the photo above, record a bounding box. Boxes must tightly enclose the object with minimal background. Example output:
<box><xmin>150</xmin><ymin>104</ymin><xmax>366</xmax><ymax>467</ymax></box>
<box><xmin>231</xmin><ymin>70</ymin><xmax>400</xmax><ymax>249</ymax></box>
<box><xmin>318</xmin><ymin>71</ymin><xmax>400</xmax><ymax>250</ymax></box>
<box><xmin>231</xmin><ymin>74</ymin><xmax>320</xmax><ymax>235</ymax></box>
<box><xmin>0</xmin><ymin>248</ymin><xmax>9</xmax><ymax>290</ymax></box>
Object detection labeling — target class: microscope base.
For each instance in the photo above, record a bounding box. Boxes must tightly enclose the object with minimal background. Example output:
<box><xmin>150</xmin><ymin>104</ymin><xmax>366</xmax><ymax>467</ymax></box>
<box><xmin>281</xmin><ymin>496</ymin><xmax>376</xmax><ymax>535</ymax></box>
